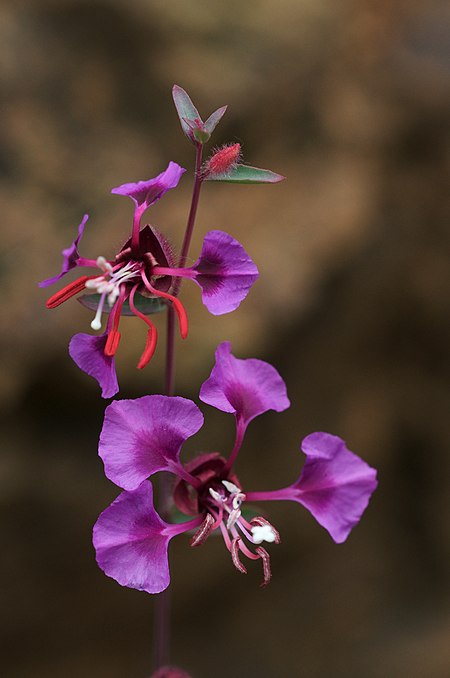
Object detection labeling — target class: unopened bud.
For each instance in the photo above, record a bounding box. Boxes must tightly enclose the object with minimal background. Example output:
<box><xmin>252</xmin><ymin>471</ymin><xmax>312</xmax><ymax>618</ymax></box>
<box><xmin>204</xmin><ymin>143</ymin><xmax>241</xmax><ymax>177</ymax></box>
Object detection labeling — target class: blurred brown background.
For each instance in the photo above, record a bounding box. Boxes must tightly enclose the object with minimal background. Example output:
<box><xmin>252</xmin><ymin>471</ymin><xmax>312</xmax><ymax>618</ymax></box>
<box><xmin>1</xmin><ymin>1</ymin><xmax>449</xmax><ymax>676</ymax></box>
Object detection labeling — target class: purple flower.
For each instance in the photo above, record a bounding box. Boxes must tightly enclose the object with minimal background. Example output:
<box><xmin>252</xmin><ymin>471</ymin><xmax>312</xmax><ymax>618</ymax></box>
<box><xmin>93</xmin><ymin>343</ymin><xmax>377</xmax><ymax>593</ymax></box>
<box><xmin>38</xmin><ymin>214</ymin><xmax>89</xmax><ymax>288</ymax></box>
<box><xmin>111</xmin><ymin>161</ymin><xmax>185</xmax><ymax>210</ymax></box>
<box><xmin>40</xmin><ymin>165</ymin><xmax>258</xmax><ymax>397</ymax></box>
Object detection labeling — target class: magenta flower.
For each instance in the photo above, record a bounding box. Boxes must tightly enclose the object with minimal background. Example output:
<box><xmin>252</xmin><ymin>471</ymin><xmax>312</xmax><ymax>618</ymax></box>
<box><xmin>93</xmin><ymin>343</ymin><xmax>377</xmax><ymax>593</ymax></box>
<box><xmin>40</xmin><ymin>163</ymin><xmax>258</xmax><ymax>397</ymax></box>
<box><xmin>39</xmin><ymin>214</ymin><xmax>89</xmax><ymax>288</ymax></box>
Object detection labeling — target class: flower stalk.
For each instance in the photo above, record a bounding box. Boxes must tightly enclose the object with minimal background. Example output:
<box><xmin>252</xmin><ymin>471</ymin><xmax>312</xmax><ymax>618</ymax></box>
<box><xmin>154</xmin><ymin>139</ymin><xmax>205</xmax><ymax>672</ymax></box>
<box><xmin>40</xmin><ymin>83</ymin><xmax>375</xmax><ymax>678</ymax></box>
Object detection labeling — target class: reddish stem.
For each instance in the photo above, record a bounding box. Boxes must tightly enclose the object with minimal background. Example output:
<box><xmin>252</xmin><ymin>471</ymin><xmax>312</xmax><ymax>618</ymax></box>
<box><xmin>153</xmin><ymin>142</ymin><xmax>204</xmax><ymax>674</ymax></box>
<box><xmin>172</xmin><ymin>143</ymin><xmax>203</xmax><ymax>297</ymax></box>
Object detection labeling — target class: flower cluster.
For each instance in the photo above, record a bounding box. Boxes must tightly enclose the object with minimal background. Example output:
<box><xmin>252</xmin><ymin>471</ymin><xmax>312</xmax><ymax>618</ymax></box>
<box><xmin>40</xmin><ymin>84</ymin><xmax>377</xmax><ymax>610</ymax></box>
<box><xmin>93</xmin><ymin>343</ymin><xmax>377</xmax><ymax>592</ymax></box>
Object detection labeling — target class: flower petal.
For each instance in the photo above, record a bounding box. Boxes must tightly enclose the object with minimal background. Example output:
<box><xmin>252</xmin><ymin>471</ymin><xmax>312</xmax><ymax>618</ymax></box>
<box><xmin>111</xmin><ymin>162</ymin><xmax>185</xmax><ymax>209</ymax></box>
<box><xmin>39</xmin><ymin>214</ymin><xmax>88</xmax><ymax>288</ymax></box>
<box><xmin>293</xmin><ymin>432</ymin><xmax>377</xmax><ymax>543</ymax></box>
<box><xmin>93</xmin><ymin>481</ymin><xmax>172</xmax><ymax>594</ymax></box>
<box><xmin>69</xmin><ymin>332</ymin><xmax>119</xmax><ymax>399</ymax></box>
<box><xmin>199</xmin><ymin>342</ymin><xmax>290</xmax><ymax>425</ymax></box>
<box><xmin>99</xmin><ymin>395</ymin><xmax>204</xmax><ymax>490</ymax></box>
<box><xmin>192</xmin><ymin>230</ymin><xmax>259</xmax><ymax>315</ymax></box>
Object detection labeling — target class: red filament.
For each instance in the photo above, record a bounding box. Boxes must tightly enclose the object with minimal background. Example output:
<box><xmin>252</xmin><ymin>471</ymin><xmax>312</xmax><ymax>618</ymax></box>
<box><xmin>104</xmin><ymin>288</ymin><xmax>127</xmax><ymax>357</ymax></box>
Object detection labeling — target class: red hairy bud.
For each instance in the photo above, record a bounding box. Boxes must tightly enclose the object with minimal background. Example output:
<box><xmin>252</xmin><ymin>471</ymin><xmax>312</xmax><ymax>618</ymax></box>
<box><xmin>204</xmin><ymin>143</ymin><xmax>241</xmax><ymax>177</ymax></box>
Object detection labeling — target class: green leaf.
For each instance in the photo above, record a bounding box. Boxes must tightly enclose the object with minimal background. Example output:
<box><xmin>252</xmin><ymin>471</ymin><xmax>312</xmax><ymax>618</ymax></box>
<box><xmin>204</xmin><ymin>164</ymin><xmax>285</xmax><ymax>184</ymax></box>
<box><xmin>204</xmin><ymin>105</ymin><xmax>228</xmax><ymax>135</ymax></box>
<box><xmin>172</xmin><ymin>85</ymin><xmax>203</xmax><ymax>143</ymax></box>
<box><xmin>78</xmin><ymin>293</ymin><xmax>167</xmax><ymax>316</ymax></box>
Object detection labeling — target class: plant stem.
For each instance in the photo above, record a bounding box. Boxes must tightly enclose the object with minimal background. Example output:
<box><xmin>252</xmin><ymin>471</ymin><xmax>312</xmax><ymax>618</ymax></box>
<box><xmin>172</xmin><ymin>142</ymin><xmax>204</xmax><ymax>297</ymax></box>
<box><xmin>152</xmin><ymin>309</ymin><xmax>175</xmax><ymax>671</ymax></box>
<box><xmin>153</xmin><ymin>143</ymin><xmax>204</xmax><ymax>673</ymax></box>
<box><xmin>165</xmin><ymin>306</ymin><xmax>176</xmax><ymax>397</ymax></box>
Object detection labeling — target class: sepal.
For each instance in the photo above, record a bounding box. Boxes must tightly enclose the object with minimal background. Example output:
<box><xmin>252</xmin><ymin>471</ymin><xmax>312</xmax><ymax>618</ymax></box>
<box><xmin>78</xmin><ymin>293</ymin><xmax>166</xmax><ymax>316</ymax></box>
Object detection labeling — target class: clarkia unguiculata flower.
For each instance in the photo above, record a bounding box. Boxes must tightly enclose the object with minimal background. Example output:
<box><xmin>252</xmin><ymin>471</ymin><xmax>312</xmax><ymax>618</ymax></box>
<box><xmin>93</xmin><ymin>342</ymin><xmax>378</xmax><ymax>593</ymax></box>
<box><xmin>40</xmin><ymin>163</ymin><xmax>258</xmax><ymax>398</ymax></box>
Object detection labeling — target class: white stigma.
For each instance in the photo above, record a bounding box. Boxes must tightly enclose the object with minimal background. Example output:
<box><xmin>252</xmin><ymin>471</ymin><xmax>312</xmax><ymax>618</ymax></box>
<box><xmin>96</xmin><ymin>256</ymin><xmax>113</xmax><ymax>274</ymax></box>
<box><xmin>251</xmin><ymin>524</ymin><xmax>277</xmax><ymax>544</ymax></box>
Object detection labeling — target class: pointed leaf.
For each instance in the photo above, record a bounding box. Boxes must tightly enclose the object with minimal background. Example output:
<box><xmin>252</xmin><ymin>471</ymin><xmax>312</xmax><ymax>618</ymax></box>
<box><xmin>204</xmin><ymin>105</ymin><xmax>228</xmax><ymax>135</ymax></box>
<box><xmin>204</xmin><ymin>164</ymin><xmax>284</xmax><ymax>184</ymax></box>
<box><xmin>172</xmin><ymin>85</ymin><xmax>203</xmax><ymax>142</ymax></box>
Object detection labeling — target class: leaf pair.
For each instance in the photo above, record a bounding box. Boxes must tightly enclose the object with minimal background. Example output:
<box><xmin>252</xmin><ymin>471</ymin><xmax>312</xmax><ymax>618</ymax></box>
<box><xmin>172</xmin><ymin>85</ymin><xmax>284</xmax><ymax>184</ymax></box>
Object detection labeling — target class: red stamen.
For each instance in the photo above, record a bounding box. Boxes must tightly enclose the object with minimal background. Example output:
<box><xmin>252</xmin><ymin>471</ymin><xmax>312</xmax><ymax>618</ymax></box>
<box><xmin>104</xmin><ymin>329</ymin><xmax>121</xmax><ymax>356</ymax></box>
<box><xmin>104</xmin><ymin>288</ymin><xmax>126</xmax><ymax>357</ymax></box>
<box><xmin>46</xmin><ymin>275</ymin><xmax>93</xmax><ymax>309</ymax></box>
<box><xmin>255</xmin><ymin>547</ymin><xmax>272</xmax><ymax>588</ymax></box>
<box><xmin>137</xmin><ymin>328</ymin><xmax>158</xmax><ymax>369</ymax></box>
<box><xmin>231</xmin><ymin>538</ymin><xmax>247</xmax><ymax>575</ymax></box>
<box><xmin>141</xmin><ymin>271</ymin><xmax>188</xmax><ymax>339</ymax></box>
<box><xmin>114</xmin><ymin>248</ymin><xmax>132</xmax><ymax>265</ymax></box>
<box><xmin>190</xmin><ymin>513</ymin><xmax>215</xmax><ymax>548</ymax></box>
<box><xmin>129</xmin><ymin>284</ymin><xmax>159</xmax><ymax>369</ymax></box>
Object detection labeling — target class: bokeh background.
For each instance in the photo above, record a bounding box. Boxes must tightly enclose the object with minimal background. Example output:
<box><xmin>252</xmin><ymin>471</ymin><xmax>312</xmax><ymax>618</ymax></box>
<box><xmin>1</xmin><ymin>1</ymin><xmax>449</xmax><ymax>676</ymax></box>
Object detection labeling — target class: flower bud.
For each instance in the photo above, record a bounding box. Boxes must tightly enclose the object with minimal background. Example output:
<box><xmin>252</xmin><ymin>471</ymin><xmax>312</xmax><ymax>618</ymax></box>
<box><xmin>204</xmin><ymin>143</ymin><xmax>241</xmax><ymax>177</ymax></box>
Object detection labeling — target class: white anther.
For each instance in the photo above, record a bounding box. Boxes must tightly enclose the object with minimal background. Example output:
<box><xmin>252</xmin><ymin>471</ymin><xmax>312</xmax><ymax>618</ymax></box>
<box><xmin>85</xmin><ymin>277</ymin><xmax>104</xmax><ymax>289</ymax></box>
<box><xmin>251</xmin><ymin>524</ymin><xmax>277</xmax><ymax>545</ymax></box>
<box><xmin>226</xmin><ymin>507</ymin><xmax>242</xmax><ymax>530</ymax></box>
<box><xmin>209</xmin><ymin>488</ymin><xmax>224</xmax><ymax>503</ymax></box>
<box><xmin>96</xmin><ymin>281</ymin><xmax>114</xmax><ymax>294</ymax></box>
<box><xmin>96</xmin><ymin>256</ymin><xmax>113</xmax><ymax>273</ymax></box>
<box><xmin>222</xmin><ymin>480</ymin><xmax>241</xmax><ymax>495</ymax></box>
